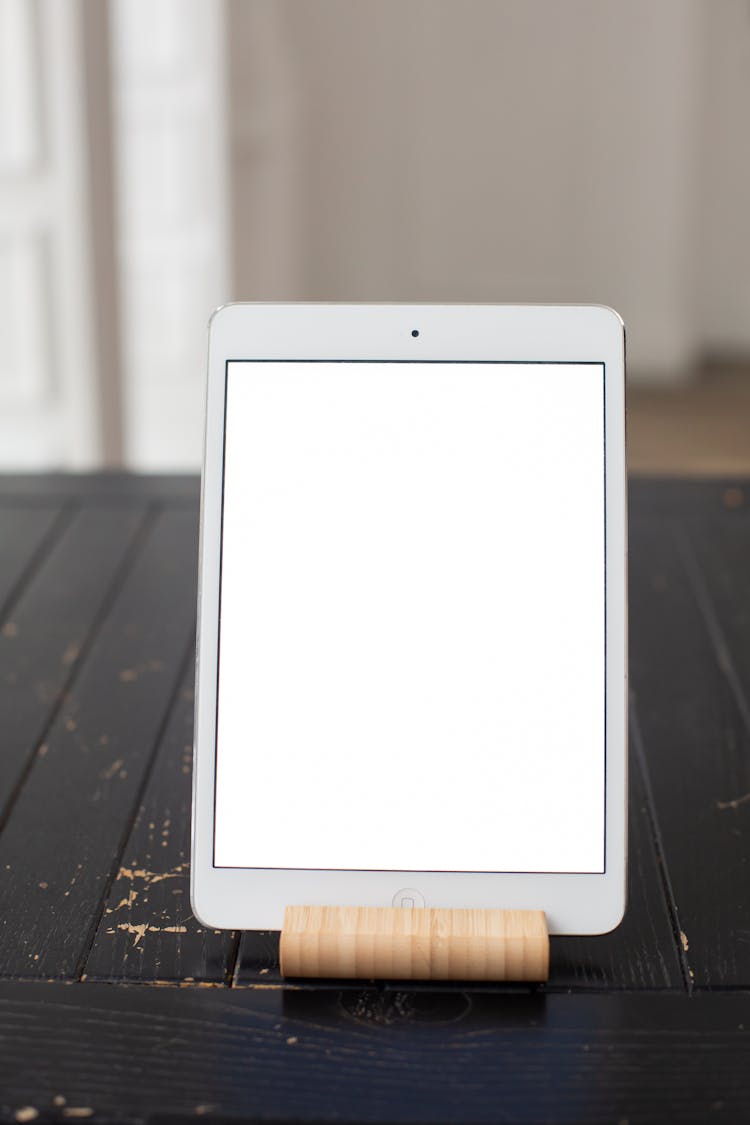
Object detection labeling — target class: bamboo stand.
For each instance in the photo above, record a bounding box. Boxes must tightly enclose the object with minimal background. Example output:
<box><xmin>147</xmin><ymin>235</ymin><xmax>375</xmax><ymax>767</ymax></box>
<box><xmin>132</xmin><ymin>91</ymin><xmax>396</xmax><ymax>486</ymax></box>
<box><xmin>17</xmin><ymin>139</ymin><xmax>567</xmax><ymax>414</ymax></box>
<box><xmin>280</xmin><ymin>905</ymin><xmax>549</xmax><ymax>981</ymax></box>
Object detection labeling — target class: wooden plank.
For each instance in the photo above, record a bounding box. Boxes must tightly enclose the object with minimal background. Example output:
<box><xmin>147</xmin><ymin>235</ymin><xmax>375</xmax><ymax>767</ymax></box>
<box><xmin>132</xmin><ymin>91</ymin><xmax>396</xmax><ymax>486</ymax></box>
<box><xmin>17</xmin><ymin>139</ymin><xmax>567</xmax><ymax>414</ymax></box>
<box><xmin>683</xmin><ymin>510</ymin><xmax>750</xmax><ymax>731</ymax></box>
<box><xmin>0</xmin><ymin>505</ymin><xmax>148</xmax><ymax>828</ymax></box>
<box><xmin>0</xmin><ymin>472</ymin><xmax>199</xmax><ymax>501</ymax></box>
<box><xmin>0</xmin><ymin>472</ymin><xmax>732</xmax><ymax>512</ymax></box>
<box><xmin>0</xmin><ymin>508</ymin><xmax>199</xmax><ymax>979</ymax></box>
<box><xmin>551</xmin><ymin>730</ymin><xmax>684</xmax><ymax>990</ymax></box>
<box><xmin>1</xmin><ymin>982</ymin><xmax>750</xmax><ymax>1123</ymax></box>
<box><xmin>629</xmin><ymin>476</ymin><xmax>750</xmax><ymax>519</ymax></box>
<box><xmin>0</xmin><ymin>470</ymin><xmax>732</xmax><ymax>511</ymax></box>
<box><xmin>0</xmin><ymin>503</ymin><xmax>65</xmax><ymax>617</ymax></box>
<box><xmin>629</xmin><ymin>514</ymin><xmax>750</xmax><ymax>988</ymax></box>
<box><xmin>83</xmin><ymin>665</ymin><xmax>236</xmax><ymax>984</ymax></box>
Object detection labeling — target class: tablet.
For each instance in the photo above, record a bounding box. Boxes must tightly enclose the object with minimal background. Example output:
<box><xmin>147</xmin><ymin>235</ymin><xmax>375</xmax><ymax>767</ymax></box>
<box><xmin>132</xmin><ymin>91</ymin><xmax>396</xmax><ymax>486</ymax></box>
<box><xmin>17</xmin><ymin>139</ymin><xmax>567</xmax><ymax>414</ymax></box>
<box><xmin>191</xmin><ymin>303</ymin><xmax>626</xmax><ymax>934</ymax></box>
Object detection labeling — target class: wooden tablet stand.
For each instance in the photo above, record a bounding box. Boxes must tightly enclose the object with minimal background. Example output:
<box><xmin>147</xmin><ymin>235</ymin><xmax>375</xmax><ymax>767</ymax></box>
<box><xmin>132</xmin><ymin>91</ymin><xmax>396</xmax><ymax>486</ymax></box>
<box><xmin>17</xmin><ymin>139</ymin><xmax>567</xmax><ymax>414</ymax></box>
<box><xmin>280</xmin><ymin>906</ymin><xmax>549</xmax><ymax>981</ymax></box>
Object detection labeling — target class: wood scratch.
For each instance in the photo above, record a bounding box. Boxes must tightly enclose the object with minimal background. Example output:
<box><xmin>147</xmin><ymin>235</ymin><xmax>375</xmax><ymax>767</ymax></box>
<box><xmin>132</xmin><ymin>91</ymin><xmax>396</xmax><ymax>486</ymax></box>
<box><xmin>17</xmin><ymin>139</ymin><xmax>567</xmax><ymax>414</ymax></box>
<box><xmin>723</xmin><ymin>486</ymin><xmax>745</xmax><ymax>509</ymax></box>
<box><xmin>716</xmin><ymin>791</ymin><xmax>750</xmax><ymax>811</ymax></box>
<box><xmin>118</xmin><ymin>867</ymin><xmax>152</xmax><ymax>881</ymax></box>
<box><xmin>118</xmin><ymin>922</ymin><xmax>149</xmax><ymax>947</ymax></box>
<box><xmin>116</xmin><ymin>922</ymin><xmax>188</xmax><ymax>947</ymax></box>
<box><xmin>113</xmin><ymin>889</ymin><xmax>138</xmax><ymax>911</ymax></box>
<box><xmin>100</xmin><ymin>758</ymin><xmax>124</xmax><ymax>781</ymax></box>
<box><xmin>117</xmin><ymin>862</ymin><xmax>188</xmax><ymax>885</ymax></box>
<box><xmin>680</xmin><ymin>930</ymin><xmax>689</xmax><ymax>951</ymax></box>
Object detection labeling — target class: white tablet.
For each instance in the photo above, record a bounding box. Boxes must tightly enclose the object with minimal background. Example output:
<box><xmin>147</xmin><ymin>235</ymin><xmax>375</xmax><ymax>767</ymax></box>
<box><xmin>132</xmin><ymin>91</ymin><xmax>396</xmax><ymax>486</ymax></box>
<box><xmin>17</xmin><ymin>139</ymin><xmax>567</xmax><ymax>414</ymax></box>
<box><xmin>191</xmin><ymin>303</ymin><xmax>626</xmax><ymax>934</ymax></box>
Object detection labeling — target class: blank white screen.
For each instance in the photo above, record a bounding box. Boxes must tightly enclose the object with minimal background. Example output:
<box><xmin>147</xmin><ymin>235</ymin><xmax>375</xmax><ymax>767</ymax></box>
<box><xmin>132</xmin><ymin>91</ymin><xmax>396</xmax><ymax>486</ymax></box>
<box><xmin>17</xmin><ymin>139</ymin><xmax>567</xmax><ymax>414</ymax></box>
<box><xmin>215</xmin><ymin>361</ymin><xmax>605</xmax><ymax>873</ymax></box>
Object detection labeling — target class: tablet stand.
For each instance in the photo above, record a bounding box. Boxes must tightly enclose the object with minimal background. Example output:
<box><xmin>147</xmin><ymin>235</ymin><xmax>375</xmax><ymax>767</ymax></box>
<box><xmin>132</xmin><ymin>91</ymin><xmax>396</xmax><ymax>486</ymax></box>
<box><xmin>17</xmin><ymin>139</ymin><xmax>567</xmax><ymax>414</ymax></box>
<box><xmin>279</xmin><ymin>905</ymin><xmax>549</xmax><ymax>981</ymax></box>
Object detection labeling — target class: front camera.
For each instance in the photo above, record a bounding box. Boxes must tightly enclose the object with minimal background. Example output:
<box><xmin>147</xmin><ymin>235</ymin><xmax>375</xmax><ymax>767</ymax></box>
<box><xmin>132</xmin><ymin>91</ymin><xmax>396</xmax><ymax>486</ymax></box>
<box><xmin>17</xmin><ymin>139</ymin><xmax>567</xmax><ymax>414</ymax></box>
<box><xmin>411</xmin><ymin>329</ymin><xmax>419</xmax><ymax>337</ymax></box>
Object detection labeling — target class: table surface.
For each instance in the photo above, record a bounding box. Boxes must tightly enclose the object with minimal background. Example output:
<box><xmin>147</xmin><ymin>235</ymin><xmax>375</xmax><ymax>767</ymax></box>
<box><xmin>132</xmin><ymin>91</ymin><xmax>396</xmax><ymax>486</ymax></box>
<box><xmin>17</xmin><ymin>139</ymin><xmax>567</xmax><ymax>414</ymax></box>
<box><xmin>1</xmin><ymin>473</ymin><xmax>749</xmax><ymax>1124</ymax></box>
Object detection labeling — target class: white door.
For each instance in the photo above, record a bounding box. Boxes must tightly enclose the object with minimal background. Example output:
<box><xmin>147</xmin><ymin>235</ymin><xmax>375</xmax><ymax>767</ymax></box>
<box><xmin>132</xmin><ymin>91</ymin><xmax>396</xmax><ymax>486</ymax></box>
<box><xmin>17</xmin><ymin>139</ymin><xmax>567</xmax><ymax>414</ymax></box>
<box><xmin>0</xmin><ymin>0</ymin><xmax>101</xmax><ymax>467</ymax></box>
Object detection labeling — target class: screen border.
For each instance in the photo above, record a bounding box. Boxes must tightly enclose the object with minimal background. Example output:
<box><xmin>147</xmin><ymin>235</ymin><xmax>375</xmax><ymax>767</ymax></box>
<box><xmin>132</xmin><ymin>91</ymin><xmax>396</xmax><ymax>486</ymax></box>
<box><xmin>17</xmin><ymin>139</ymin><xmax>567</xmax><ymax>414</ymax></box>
<box><xmin>191</xmin><ymin>303</ymin><xmax>627</xmax><ymax>934</ymax></box>
<box><xmin>214</xmin><ymin>359</ymin><xmax>607</xmax><ymax>876</ymax></box>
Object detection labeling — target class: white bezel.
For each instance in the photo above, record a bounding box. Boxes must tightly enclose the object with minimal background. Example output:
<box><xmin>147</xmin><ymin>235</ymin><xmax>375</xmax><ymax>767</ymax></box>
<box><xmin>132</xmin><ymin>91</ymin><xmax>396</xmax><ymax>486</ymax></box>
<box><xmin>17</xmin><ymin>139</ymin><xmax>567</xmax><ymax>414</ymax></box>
<box><xmin>191</xmin><ymin>303</ymin><xmax>626</xmax><ymax>935</ymax></box>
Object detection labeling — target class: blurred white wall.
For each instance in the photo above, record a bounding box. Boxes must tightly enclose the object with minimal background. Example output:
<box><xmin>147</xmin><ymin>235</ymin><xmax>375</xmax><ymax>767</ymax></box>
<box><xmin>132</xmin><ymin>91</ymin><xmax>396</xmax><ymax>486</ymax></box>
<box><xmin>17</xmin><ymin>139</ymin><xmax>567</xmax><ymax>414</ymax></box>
<box><xmin>694</xmin><ymin>0</ymin><xmax>750</xmax><ymax>355</ymax></box>
<box><xmin>232</xmin><ymin>0</ymin><xmax>750</xmax><ymax>383</ymax></box>
<box><xmin>1</xmin><ymin>0</ymin><xmax>750</xmax><ymax>469</ymax></box>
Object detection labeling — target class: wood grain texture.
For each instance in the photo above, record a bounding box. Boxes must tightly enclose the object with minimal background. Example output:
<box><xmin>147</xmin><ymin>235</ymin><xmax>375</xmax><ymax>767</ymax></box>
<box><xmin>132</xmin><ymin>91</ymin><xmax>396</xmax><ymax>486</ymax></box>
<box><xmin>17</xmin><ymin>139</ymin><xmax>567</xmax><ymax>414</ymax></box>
<box><xmin>551</xmin><ymin>729</ymin><xmax>685</xmax><ymax>990</ymax></box>
<box><xmin>0</xmin><ymin>509</ymin><xmax>199</xmax><ymax>978</ymax></box>
<box><xmin>0</xmin><ymin>505</ymin><xmax>147</xmax><ymax>826</ymax></box>
<box><xmin>0</xmin><ymin>503</ymin><xmax>64</xmax><ymax>617</ymax></box>
<box><xmin>2</xmin><ymin>982</ymin><xmax>750</xmax><ymax>1124</ymax></box>
<box><xmin>280</xmin><ymin>906</ymin><xmax>549</xmax><ymax>981</ymax></box>
<box><xmin>683</xmin><ymin>511</ymin><xmax>750</xmax><ymax>735</ymax></box>
<box><xmin>629</xmin><ymin>514</ymin><xmax>750</xmax><ymax>988</ymax></box>
<box><xmin>83</xmin><ymin>665</ymin><xmax>236</xmax><ymax>984</ymax></box>
<box><xmin>0</xmin><ymin>474</ymin><xmax>748</xmax><ymax>1124</ymax></box>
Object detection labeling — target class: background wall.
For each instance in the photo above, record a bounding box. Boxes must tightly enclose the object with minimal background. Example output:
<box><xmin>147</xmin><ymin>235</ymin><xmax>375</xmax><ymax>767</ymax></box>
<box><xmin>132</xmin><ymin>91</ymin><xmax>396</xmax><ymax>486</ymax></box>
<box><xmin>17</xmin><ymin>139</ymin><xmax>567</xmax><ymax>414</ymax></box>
<box><xmin>231</xmin><ymin>0</ymin><xmax>750</xmax><ymax>377</ymax></box>
<box><xmin>2</xmin><ymin>0</ymin><xmax>750</xmax><ymax>469</ymax></box>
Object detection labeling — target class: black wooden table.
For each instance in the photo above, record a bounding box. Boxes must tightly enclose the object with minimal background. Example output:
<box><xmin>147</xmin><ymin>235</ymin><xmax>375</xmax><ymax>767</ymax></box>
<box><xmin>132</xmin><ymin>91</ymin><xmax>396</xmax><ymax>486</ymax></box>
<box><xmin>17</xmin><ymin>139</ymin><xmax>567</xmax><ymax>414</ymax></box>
<box><xmin>1</xmin><ymin>473</ymin><xmax>749</xmax><ymax>1124</ymax></box>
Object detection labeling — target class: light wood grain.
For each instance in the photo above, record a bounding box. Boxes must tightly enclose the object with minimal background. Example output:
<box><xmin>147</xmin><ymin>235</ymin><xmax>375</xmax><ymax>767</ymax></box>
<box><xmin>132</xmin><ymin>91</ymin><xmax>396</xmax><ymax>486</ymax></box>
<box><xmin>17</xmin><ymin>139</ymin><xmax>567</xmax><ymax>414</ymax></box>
<box><xmin>280</xmin><ymin>906</ymin><xmax>549</xmax><ymax>981</ymax></box>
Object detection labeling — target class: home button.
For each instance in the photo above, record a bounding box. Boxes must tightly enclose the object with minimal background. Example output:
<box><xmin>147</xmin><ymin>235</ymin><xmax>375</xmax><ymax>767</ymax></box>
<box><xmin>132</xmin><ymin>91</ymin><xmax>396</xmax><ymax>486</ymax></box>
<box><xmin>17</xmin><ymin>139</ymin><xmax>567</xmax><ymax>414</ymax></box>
<box><xmin>392</xmin><ymin>887</ymin><xmax>426</xmax><ymax>909</ymax></box>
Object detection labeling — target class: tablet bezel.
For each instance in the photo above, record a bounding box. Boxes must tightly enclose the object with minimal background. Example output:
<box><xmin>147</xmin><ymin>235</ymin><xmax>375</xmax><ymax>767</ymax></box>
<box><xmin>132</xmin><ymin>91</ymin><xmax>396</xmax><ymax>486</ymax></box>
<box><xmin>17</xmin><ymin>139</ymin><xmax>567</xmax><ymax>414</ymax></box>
<box><xmin>191</xmin><ymin>303</ymin><xmax>626</xmax><ymax>934</ymax></box>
